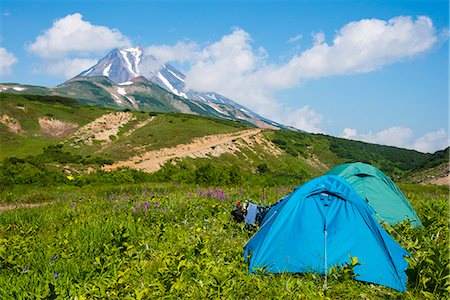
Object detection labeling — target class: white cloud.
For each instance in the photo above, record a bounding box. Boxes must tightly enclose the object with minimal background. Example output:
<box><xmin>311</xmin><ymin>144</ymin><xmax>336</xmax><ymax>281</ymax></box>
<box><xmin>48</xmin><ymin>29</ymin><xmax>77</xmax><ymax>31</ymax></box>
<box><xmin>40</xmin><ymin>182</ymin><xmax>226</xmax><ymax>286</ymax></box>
<box><xmin>342</xmin><ymin>128</ymin><xmax>358</xmax><ymax>139</ymax></box>
<box><xmin>28</xmin><ymin>13</ymin><xmax>130</xmax><ymax>59</ymax></box>
<box><xmin>312</xmin><ymin>32</ymin><xmax>325</xmax><ymax>45</ymax></box>
<box><xmin>282</xmin><ymin>106</ymin><xmax>324</xmax><ymax>133</ymax></box>
<box><xmin>140</xmin><ymin>41</ymin><xmax>198</xmax><ymax>75</ymax></box>
<box><xmin>143</xmin><ymin>16</ymin><xmax>438</xmax><ymax>131</ymax></box>
<box><xmin>285</xmin><ymin>16</ymin><xmax>438</xmax><ymax>79</ymax></box>
<box><xmin>287</xmin><ymin>34</ymin><xmax>303</xmax><ymax>43</ymax></box>
<box><xmin>44</xmin><ymin>58</ymin><xmax>98</xmax><ymax>79</ymax></box>
<box><xmin>28</xmin><ymin>13</ymin><xmax>131</xmax><ymax>79</ymax></box>
<box><xmin>185</xmin><ymin>28</ymin><xmax>267</xmax><ymax>94</ymax></box>
<box><xmin>144</xmin><ymin>41</ymin><xmax>198</xmax><ymax>64</ymax></box>
<box><xmin>413</xmin><ymin>128</ymin><xmax>449</xmax><ymax>153</ymax></box>
<box><xmin>341</xmin><ymin>127</ymin><xmax>449</xmax><ymax>153</ymax></box>
<box><xmin>0</xmin><ymin>48</ymin><xmax>18</xmax><ymax>76</ymax></box>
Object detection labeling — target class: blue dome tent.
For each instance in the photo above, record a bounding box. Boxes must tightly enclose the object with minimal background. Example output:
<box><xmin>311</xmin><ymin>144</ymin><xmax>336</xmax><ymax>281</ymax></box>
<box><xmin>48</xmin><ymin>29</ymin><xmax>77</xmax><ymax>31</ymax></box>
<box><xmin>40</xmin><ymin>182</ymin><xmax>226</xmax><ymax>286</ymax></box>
<box><xmin>244</xmin><ymin>175</ymin><xmax>409</xmax><ymax>292</ymax></box>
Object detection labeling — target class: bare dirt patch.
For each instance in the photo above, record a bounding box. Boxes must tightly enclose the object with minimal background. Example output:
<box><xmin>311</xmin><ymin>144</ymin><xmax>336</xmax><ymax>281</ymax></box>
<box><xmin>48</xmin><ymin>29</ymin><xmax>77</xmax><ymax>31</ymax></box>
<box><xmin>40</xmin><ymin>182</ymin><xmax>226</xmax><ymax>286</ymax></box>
<box><xmin>39</xmin><ymin>116</ymin><xmax>79</xmax><ymax>138</ymax></box>
<box><xmin>124</xmin><ymin>116</ymin><xmax>155</xmax><ymax>136</ymax></box>
<box><xmin>305</xmin><ymin>154</ymin><xmax>329</xmax><ymax>171</ymax></box>
<box><xmin>104</xmin><ymin>129</ymin><xmax>268</xmax><ymax>172</ymax></box>
<box><xmin>0</xmin><ymin>114</ymin><xmax>24</xmax><ymax>134</ymax></box>
<box><xmin>428</xmin><ymin>175</ymin><xmax>450</xmax><ymax>186</ymax></box>
<box><xmin>72</xmin><ymin>112</ymin><xmax>136</xmax><ymax>145</ymax></box>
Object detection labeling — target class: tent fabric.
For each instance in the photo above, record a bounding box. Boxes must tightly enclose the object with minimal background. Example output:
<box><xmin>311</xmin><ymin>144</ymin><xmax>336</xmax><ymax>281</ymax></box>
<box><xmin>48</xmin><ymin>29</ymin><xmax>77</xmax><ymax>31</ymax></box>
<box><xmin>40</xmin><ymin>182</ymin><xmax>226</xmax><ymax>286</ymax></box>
<box><xmin>326</xmin><ymin>162</ymin><xmax>422</xmax><ymax>227</ymax></box>
<box><xmin>244</xmin><ymin>175</ymin><xmax>409</xmax><ymax>292</ymax></box>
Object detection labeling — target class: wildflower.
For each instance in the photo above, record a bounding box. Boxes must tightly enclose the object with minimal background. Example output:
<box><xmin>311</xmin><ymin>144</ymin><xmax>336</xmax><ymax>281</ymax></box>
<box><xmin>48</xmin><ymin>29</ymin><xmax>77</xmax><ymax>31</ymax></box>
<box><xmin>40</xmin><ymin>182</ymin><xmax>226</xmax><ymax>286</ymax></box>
<box><xmin>22</xmin><ymin>267</ymin><xmax>28</xmax><ymax>273</ymax></box>
<box><xmin>53</xmin><ymin>273</ymin><xmax>59</xmax><ymax>279</ymax></box>
<box><xmin>162</xmin><ymin>208</ymin><xmax>168</xmax><ymax>213</ymax></box>
<box><xmin>71</xmin><ymin>203</ymin><xmax>77</xmax><ymax>210</ymax></box>
<box><xmin>134</xmin><ymin>204</ymin><xmax>141</xmax><ymax>212</ymax></box>
<box><xmin>154</xmin><ymin>202</ymin><xmax>159</xmax><ymax>208</ymax></box>
<box><xmin>262</xmin><ymin>194</ymin><xmax>267</xmax><ymax>200</ymax></box>
<box><xmin>51</xmin><ymin>255</ymin><xmax>58</xmax><ymax>261</ymax></box>
<box><xmin>144</xmin><ymin>202</ymin><xmax>150</xmax><ymax>208</ymax></box>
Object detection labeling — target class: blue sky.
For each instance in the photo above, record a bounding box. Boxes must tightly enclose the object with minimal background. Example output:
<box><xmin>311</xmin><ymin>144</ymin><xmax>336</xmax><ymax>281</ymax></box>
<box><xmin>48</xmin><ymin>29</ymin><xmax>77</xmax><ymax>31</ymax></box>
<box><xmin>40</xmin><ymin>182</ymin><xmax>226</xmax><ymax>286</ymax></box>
<box><xmin>1</xmin><ymin>0</ymin><xmax>448</xmax><ymax>152</ymax></box>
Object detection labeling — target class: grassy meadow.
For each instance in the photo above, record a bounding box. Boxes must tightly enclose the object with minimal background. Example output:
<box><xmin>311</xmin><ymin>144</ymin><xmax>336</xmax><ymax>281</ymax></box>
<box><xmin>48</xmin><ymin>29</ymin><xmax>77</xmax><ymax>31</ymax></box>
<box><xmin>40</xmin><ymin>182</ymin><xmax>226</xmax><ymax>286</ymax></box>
<box><xmin>0</xmin><ymin>182</ymin><xmax>448</xmax><ymax>299</ymax></box>
<box><xmin>1</xmin><ymin>94</ymin><xmax>448</xmax><ymax>298</ymax></box>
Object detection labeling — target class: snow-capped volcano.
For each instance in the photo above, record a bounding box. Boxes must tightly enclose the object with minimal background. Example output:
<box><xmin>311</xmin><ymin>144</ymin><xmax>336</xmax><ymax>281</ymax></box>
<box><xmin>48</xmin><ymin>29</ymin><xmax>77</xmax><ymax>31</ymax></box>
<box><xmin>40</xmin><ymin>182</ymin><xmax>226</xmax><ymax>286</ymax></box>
<box><xmin>77</xmin><ymin>46</ymin><xmax>247</xmax><ymax>106</ymax></box>
<box><xmin>79</xmin><ymin>47</ymin><xmax>142</xmax><ymax>83</ymax></box>
<box><xmin>76</xmin><ymin>46</ymin><xmax>289</xmax><ymax>130</ymax></box>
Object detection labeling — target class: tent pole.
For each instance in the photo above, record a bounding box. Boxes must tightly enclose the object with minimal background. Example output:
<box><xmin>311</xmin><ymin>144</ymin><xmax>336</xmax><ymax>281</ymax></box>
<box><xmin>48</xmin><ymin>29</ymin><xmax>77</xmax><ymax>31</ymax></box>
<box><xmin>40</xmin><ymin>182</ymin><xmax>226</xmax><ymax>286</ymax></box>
<box><xmin>323</xmin><ymin>226</ymin><xmax>328</xmax><ymax>293</ymax></box>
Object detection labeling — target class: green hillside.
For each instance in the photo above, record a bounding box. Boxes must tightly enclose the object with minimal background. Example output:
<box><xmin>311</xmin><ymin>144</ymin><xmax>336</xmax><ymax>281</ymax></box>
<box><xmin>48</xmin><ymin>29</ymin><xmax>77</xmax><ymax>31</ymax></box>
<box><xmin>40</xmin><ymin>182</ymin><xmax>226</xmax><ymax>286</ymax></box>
<box><xmin>0</xmin><ymin>93</ymin><xmax>447</xmax><ymax>189</ymax></box>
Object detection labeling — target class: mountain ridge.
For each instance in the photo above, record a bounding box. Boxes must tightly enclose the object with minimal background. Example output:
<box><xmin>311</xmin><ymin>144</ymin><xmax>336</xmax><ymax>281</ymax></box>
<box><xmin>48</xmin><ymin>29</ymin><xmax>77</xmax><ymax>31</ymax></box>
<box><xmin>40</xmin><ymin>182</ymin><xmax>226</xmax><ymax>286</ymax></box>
<box><xmin>76</xmin><ymin>46</ymin><xmax>289</xmax><ymax>130</ymax></box>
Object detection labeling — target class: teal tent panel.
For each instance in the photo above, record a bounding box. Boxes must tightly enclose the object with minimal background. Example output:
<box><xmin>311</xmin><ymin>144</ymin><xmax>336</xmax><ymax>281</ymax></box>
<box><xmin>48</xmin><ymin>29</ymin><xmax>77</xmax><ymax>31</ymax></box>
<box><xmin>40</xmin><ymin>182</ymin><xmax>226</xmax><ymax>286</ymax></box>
<box><xmin>327</xmin><ymin>162</ymin><xmax>422</xmax><ymax>227</ymax></box>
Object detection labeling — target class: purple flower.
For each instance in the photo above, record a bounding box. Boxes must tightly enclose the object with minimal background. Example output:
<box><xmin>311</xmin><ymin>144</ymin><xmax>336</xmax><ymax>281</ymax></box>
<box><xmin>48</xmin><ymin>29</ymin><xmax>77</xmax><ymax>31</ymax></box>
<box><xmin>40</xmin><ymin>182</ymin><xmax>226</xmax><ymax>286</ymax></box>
<box><xmin>144</xmin><ymin>202</ymin><xmax>150</xmax><ymax>208</ymax></box>
<box><xmin>134</xmin><ymin>204</ymin><xmax>141</xmax><ymax>212</ymax></box>
<box><xmin>53</xmin><ymin>273</ymin><xmax>59</xmax><ymax>279</ymax></box>
<box><xmin>71</xmin><ymin>204</ymin><xmax>77</xmax><ymax>210</ymax></box>
<box><xmin>162</xmin><ymin>208</ymin><xmax>168</xmax><ymax>213</ymax></box>
<box><xmin>154</xmin><ymin>202</ymin><xmax>159</xmax><ymax>207</ymax></box>
<box><xmin>22</xmin><ymin>267</ymin><xmax>28</xmax><ymax>273</ymax></box>
<box><xmin>261</xmin><ymin>194</ymin><xmax>267</xmax><ymax>200</ymax></box>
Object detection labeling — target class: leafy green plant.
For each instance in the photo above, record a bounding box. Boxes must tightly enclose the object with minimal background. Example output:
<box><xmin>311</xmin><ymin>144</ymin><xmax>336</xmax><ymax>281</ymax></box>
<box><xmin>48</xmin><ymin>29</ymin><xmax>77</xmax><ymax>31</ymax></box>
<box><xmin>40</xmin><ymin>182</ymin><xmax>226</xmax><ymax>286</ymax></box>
<box><xmin>0</xmin><ymin>183</ymin><xmax>446</xmax><ymax>298</ymax></box>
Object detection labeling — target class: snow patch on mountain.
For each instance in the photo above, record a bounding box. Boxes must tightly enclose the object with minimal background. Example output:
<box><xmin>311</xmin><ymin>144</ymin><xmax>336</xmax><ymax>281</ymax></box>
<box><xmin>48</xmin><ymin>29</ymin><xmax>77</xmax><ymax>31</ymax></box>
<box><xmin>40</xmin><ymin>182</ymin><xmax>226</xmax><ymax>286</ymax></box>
<box><xmin>117</xmin><ymin>87</ymin><xmax>126</xmax><ymax>96</ymax></box>
<box><xmin>103</xmin><ymin>64</ymin><xmax>112</xmax><ymax>77</ymax></box>
<box><xmin>207</xmin><ymin>103</ymin><xmax>227</xmax><ymax>115</ymax></box>
<box><xmin>157</xmin><ymin>71</ymin><xmax>187</xmax><ymax>98</ymax></box>
<box><xmin>119</xmin><ymin>50</ymin><xmax>138</xmax><ymax>78</ymax></box>
<box><xmin>13</xmin><ymin>87</ymin><xmax>27</xmax><ymax>91</ymax></box>
<box><xmin>167</xmin><ymin>69</ymin><xmax>185</xmax><ymax>82</ymax></box>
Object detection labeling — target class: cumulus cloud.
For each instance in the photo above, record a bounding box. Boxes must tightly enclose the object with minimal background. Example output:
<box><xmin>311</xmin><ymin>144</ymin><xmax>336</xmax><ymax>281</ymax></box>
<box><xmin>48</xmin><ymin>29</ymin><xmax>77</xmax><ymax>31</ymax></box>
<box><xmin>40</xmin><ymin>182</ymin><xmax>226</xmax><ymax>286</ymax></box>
<box><xmin>287</xmin><ymin>34</ymin><xmax>303</xmax><ymax>43</ymax></box>
<box><xmin>144</xmin><ymin>16</ymin><xmax>438</xmax><ymax>131</ymax></box>
<box><xmin>342</xmin><ymin>128</ymin><xmax>358</xmax><ymax>139</ymax></box>
<box><xmin>140</xmin><ymin>41</ymin><xmax>199</xmax><ymax>75</ymax></box>
<box><xmin>44</xmin><ymin>58</ymin><xmax>98</xmax><ymax>79</ymax></box>
<box><xmin>28</xmin><ymin>13</ymin><xmax>130</xmax><ymax>59</ymax></box>
<box><xmin>341</xmin><ymin>127</ymin><xmax>449</xmax><ymax>153</ymax></box>
<box><xmin>413</xmin><ymin>129</ymin><xmax>449</xmax><ymax>153</ymax></box>
<box><xmin>144</xmin><ymin>41</ymin><xmax>198</xmax><ymax>64</ymax></box>
<box><xmin>284</xmin><ymin>16</ymin><xmax>438</xmax><ymax>79</ymax></box>
<box><xmin>0</xmin><ymin>48</ymin><xmax>18</xmax><ymax>76</ymax></box>
<box><xmin>282</xmin><ymin>106</ymin><xmax>324</xmax><ymax>133</ymax></box>
<box><xmin>185</xmin><ymin>28</ymin><xmax>267</xmax><ymax>93</ymax></box>
<box><xmin>28</xmin><ymin>13</ymin><xmax>130</xmax><ymax>78</ymax></box>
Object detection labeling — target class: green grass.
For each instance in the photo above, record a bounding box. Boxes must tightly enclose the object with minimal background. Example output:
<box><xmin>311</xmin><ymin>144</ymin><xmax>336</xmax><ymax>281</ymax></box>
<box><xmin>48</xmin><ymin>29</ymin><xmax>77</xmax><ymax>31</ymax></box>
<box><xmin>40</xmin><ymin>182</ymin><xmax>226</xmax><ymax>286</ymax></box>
<box><xmin>0</xmin><ymin>183</ymin><xmax>447</xmax><ymax>299</ymax></box>
<box><xmin>0</xmin><ymin>93</ymin><xmax>114</xmax><ymax>159</ymax></box>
